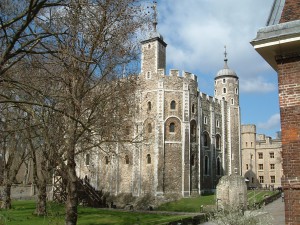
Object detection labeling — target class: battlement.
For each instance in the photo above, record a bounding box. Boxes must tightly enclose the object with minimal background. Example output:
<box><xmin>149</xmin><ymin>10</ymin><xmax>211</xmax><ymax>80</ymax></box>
<box><xmin>241</xmin><ymin>124</ymin><xmax>256</xmax><ymax>133</ymax></box>
<box><xmin>168</xmin><ymin>69</ymin><xmax>197</xmax><ymax>81</ymax></box>
<box><xmin>199</xmin><ymin>92</ymin><xmax>222</xmax><ymax>105</ymax></box>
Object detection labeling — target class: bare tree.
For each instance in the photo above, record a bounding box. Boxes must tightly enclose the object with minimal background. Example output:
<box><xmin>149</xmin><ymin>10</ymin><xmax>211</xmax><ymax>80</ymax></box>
<box><xmin>0</xmin><ymin>0</ymin><xmax>151</xmax><ymax>224</ymax></box>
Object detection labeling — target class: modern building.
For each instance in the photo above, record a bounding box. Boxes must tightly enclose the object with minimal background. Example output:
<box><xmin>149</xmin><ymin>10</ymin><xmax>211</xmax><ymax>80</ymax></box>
<box><xmin>241</xmin><ymin>125</ymin><xmax>282</xmax><ymax>189</ymax></box>
<box><xmin>251</xmin><ymin>0</ymin><xmax>300</xmax><ymax>223</ymax></box>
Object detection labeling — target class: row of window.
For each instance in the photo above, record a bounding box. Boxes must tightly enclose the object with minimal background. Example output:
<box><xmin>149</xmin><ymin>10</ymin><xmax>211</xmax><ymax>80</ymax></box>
<box><xmin>258</xmin><ymin>152</ymin><xmax>275</xmax><ymax>159</ymax></box>
<box><xmin>259</xmin><ymin>176</ymin><xmax>276</xmax><ymax>184</ymax></box>
<box><xmin>147</xmin><ymin>101</ymin><xmax>197</xmax><ymax>113</ymax></box>
<box><xmin>246</xmin><ymin>163</ymin><xmax>275</xmax><ymax>170</ymax></box>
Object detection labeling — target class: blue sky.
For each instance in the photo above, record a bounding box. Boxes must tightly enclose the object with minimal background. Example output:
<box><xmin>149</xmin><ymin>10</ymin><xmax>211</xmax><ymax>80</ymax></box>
<box><xmin>153</xmin><ymin>0</ymin><xmax>280</xmax><ymax>138</ymax></box>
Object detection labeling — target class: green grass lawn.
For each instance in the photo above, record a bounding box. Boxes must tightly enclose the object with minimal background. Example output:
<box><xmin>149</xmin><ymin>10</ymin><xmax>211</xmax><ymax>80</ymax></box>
<box><xmin>156</xmin><ymin>194</ymin><xmax>215</xmax><ymax>212</ymax></box>
<box><xmin>0</xmin><ymin>200</ymin><xmax>190</xmax><ymax>225</ymax></box>
<box><xmin>0</xmin><ymin>190</ymin><xmax>279</xmax><ymax>225</ymax></box>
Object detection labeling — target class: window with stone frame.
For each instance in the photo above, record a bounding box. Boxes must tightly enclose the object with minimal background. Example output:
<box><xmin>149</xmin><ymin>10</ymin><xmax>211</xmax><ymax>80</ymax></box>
<box><xmin>148</xmin><ymin>123</ymin><xmax>152</xmax><ymax>133</ymax></box>
<box><xmin>204</xmin><ymin>116</ymin><xmax>207</xmax><ymax>124</ymax></box>
<box><xmin>223</xmin><ymin>78</ymin><xmax>226</xmax><ymax>83</ymax></box>
<box><xmin>270</xmin><ymin>164</ymin><xmax>275</xmax><ymax>170</ymax></box>
<box><xmin>85</xmin><ymin>154</ymin><xmax>90</xmax><ymax>166</ymax></box>
<box><xmin>216</xmin><ymin>134</ymin><xmax>221</xmax><ymax>149</ymax></box>
<box><xmin>216</xmin><ymin>157</ymin><xmax>221</xmax><ymax>176</ymax></box>
<box><xmin>259</xmin><ymin>164</ymin><xmax>263</xmax><ymax>170</ymax></box>
<box><xmin>270</xmin><ymin>176</ymin><xmax>275</xmax><ymax>183</ymax></box>
<box><xmin>203</xmin><ymin>132</ymin><xmax>210</xmax><ymax>147</ymax></box>
<box><xmin>258</xmin><ymin>152</ymin><xmax>263</xmax><ymax>159</ymax></box>
<box><xmin>147</xmin><ymin>154</ymin><xmax>151</xmax><ymax>164</ymax></box>
<box><xmin>270</xmin><ymin>152</ymin><xmax>274</xmax><ymax>158</ymax></box>
<box><xmin>223</xmin><ymin>88</ymin><xmax>226</xmax><ymax>93</ymax></box>
<box><xmin>147</xmin><ymin>101</ymin><xmax>152</xmax><ymax>111</ymax></box>
<box><xmin>170</xmin><ymin>100</ymin><xmax>176</xmax><ymax>110</ymax></box>
<box><xmin>246</xmin><ymin>164</ymin><xmax>249</xmax><ymax>170</ymax></box>
<box><xmin>147</xmin><ymin>71</ymin><xmax>151</xmax><ymax>79</ymax></box>
<box><xmin>125</xmin><ymin>155</ymin><xmax>129</xmax><ymax>164</ymax></box>
<box><xmin>169</xmin><ymin>122</ymin><xmax>175</xmax><ymax>133</ymax></box>
<box><xmin>105</xmin><ymin>156</ymin><xmax>109</xmax><ymax>164</ymax></box>
<box><xmin>259</xmin><ymin>176</ymin><xmax>264</xmax><ymax>183</ymax></box>
<box><xmin>192</xmin><ymin>104</ymin><xmax>195</xmax><ymax>113</ymax></box>
<box><xmin>216</xmin><ymin>119</ymin><xmax>219</xmax><ymax>128</ymax></box>
<box><xmin>204</xmin><ymin>156</ymin><xmax>209</xmax><ymax>175</ymax></box>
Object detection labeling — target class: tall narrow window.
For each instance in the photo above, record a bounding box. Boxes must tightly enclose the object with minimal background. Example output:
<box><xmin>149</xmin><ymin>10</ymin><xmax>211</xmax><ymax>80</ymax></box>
<box><xmin>169</xmin><ymin>122</ymin><xmax>175</xmax><ymax>132</ymax></box>
<box><xmin>105</xmin><ymin>156</ymin><xmax>109</xmax><ymax>165</ymax></box>
<box><xmin>216</xmin><ymin>119</ymin><xmax>219</xmax><ymax>128</ymax></box>
<box><xmin>147</xmin><ymin>154</ymin><xmax>151</xmax><ymax>164</ymax></box>
<box><xmin>222</xmin><ymin>78</ymin><xmax>226</xmax><ymax>83</ymax></box>
<box><xmin>216</xmin><ymin>135</ymin><xmax>221</xmax><ymax>149</ymax></box>
<box><xmin>125</xmin><ymin>155</ymin><xmax>129</xmax><ymax>164</ymax></box>
<box><xmin>223</xmin><ymin>88</ymin><xmax>226</xmax><ymax>93</ymax></box>
<box><xmin>147</xmin><ymin>102</ymin><xmax>151</xmax><ymax>111</ymax></box>
<box><xmin>231</xmin><ymin>98</ymin><xmax>234</xmax><ymax>105</ymax></box>
<box><xmin>216</xmin><ymin>157</ymin><xmax>221</xmax><ymax>175</ymax></box>
<box><xmin>192</xmin><ymin>104</ymin><xmax>195</xmax><ymax>113</ymax></box>
<box><xmin>170</xmin><ymin>100</ymin><xmax>176</xmax><ymax>110</ymax></box>
<box><xmin>204</xmin><ymin>116</ymin><xmax>207</xmax><ymax>124</ymax></box>
<box><xmin>205</xmin><ymin>156</ymin><xmax>209</xmax><ymax>175</ymax></box>
<box><xmin>148</xmin><ymin>123</ymin><xmax>152</xmax><ymax>133</ymax></box>
<box><xmin>85</xmin><ymin>154</ymin><xmax>90</xmax><ymax>166</ymax></box>
<box><xmin>203</xmin><ymin>132</ymin><xmax>210</xmax><ymax>147</ymax></box>
<box><xmin>147</xmin><ymin>71</ymin><xmax>151</xmax><ymax>79</ymax></box>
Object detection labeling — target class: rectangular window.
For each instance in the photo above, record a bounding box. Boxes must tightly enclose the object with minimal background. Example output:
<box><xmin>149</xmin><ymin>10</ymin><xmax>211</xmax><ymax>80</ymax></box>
<box><xmin>259</xmin><ymin>164</ymin><xmax>263</xmax><ymax>170</ymax></box>
<box><xmin>246</xmin><ymin>164</ymin><xmax>249</xmax><ymax>170</ymax></box>
<box><xmin>270</xmin><ymin>176</ymin><xmax>275</xmax><ymax>183</ymax></box>
<box><xmin>259</xmin><ymin>176</ymin><xmax>264</xmax><ymax>183</ymax></box>
<box><xmin>270</xmin><ymin>152</ymin><xmax>274</xmax><ymax>158</ymax></box>
<box><xmin>258</xmin><ymin>153</ymin><xmax>263</xmax><ymax>159</ymax></box>
<box><xmin>270</xmin><ymin>164</ymin><xmax>275</xmax><ymax>170</ymax></box>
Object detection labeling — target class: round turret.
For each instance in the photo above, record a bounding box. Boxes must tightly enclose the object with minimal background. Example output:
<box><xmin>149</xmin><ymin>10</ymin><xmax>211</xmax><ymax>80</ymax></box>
<box><xmin>214</xmin><ymin>48</ymin><xmax>239</xmax><ymax>106</ymax></box>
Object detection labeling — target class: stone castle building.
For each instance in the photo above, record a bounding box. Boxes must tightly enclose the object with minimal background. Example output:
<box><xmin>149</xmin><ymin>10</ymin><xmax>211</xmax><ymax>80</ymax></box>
<box><xmin>76</xmin><ymin>30</ymin><xmax>241</xmax><ymax>197</ymax></box>
<box><xmin>241</xmin><ymin>125</ymin><xmax>282</xmax><ymax>189</ymax></box>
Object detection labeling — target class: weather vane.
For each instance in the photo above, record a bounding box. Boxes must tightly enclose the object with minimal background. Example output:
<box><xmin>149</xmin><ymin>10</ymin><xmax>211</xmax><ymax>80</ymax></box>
<box><xmin>152</xmin><ymin>1</ymin><xmax>158</xmax><ymax>32</ymax></box>
<box><xmin>224</xmin><ymin>45</ymin><xmax>228</xmax><ymax>62</ymax></box>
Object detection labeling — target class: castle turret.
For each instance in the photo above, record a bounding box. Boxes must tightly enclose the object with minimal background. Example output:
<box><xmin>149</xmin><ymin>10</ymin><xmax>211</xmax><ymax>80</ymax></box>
<box><xmin>140</xmin><ymin>3</ymin><xmax>167</xmax><ymax>79</ymax></box>
<box><xmin>214</xmin><ymin>48</ymin><xmax>241</xmax><ymax>175</ymax></box>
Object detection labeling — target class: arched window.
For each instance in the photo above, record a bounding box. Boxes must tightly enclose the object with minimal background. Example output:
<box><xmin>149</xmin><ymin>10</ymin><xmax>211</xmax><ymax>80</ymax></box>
<box><xmin>192</xmin><ymin>104</ymin><xmax>195</xmax><ymax>113</ymax></box>
<box><xmin>170</xmin><ymin>100</ymin><xmax>176</xmax><ymax>110</ymax></box>
<box><xmin>147</xmin><ymin>154</ymin><xmax>151</xmax><ymax>164</ymax></box>
<box><xmin>223</xmin><ymin>88</ymin><xmax>226</xmax><ymax>94</ymax></box>
<box><xmin>125</xmin><ymin>155</ymin><xmax>129</xmax><ymax>164</ymax></box>
<box><xmin>147</xmin><ymin>71</ymin><xmax>151</xmax><ymax>79</ymax></box>
<box><xmin>147</xmin><ymin>102</ymin><xmax>151</xmax><ymax>111</ymax></box>
<box><xmin>169</xmin><ymin>122</ymin><xmax>175</xmax><ymax>132</ymax></box>
<box><xmin>235</xmin><ymin>88</ymin><xmax>238</xmax><ymax>94</ymax></box>
<box><xmin>148</xmin><ymin>123</ymin><xmax>152</xmax><ymax>133</ymax></box>
<box><xmin>216</xmin><ymin>135</ymin><xmax>221</xmax><ymax>149</ymax></box>
<box><xmin>231</xmin><ymin>98</ymin><xmax>234</xmax><ymax>105</ymax></box>
<box><xmin>222</xmin><ymin>78</ymin><xmax>226</xmax><ymax>84</ymax></box>
<box><xmin>105</xmin><ymin>156</ymin><xmax>109</xmax><ymax>165</ymax></box>
<box><xmin>85</xmin><ymin>154</ymin><xmax>90</xmax><ymax>166</ymax></box>
<box><xmin>216</xmin><ymin>119</ymin><xmax>219</xmax><ymax>128</ymax></box>
<box><xmin>216</xmin><ymin>157</ymin><xmax>221</xmax><ymax>175</ymax></box>
<box><xmin>205</xmin><ymin>156</ymin><xmax>209</xmax><ymax>175</ymax></box>
<box><xmin>203</xmin><ymin>132</ymin><xmax>210</xmax><ymax>147</ymax></box>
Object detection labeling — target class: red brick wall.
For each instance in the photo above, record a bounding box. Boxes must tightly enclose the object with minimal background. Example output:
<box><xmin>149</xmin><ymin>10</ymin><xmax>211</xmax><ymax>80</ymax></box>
<box><xmin>280</xmin><ymin>0</ymin><xmax>300</xmax><ymax>23</ymax></box>
<box><xmin>277</xmin><ymin>55</ymin><xmax>300</xmax><ymax>225</ymax></box>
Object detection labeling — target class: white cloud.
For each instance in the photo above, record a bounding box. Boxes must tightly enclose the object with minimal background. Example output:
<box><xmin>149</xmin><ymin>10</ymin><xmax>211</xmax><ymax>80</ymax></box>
<box><xmin>257</xmin><ymin>114</ymin><xmax>281</xmax><ymax>130</ymax></box>
<box><xmin>240</xmin><ymin>77</ymin><xmax>276</xmax><ymax>93</ymax></box>
<box><xmin>157</xmin><ymin>0</ymin><xmax>276</xmax><ymax>82</ymax></box>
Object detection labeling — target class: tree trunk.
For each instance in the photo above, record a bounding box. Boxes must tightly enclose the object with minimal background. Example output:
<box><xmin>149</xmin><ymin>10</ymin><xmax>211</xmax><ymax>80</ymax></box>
<box><xmin>1</xmin><ymin>182</ymin><xmax>12</xmax><ymax>209</ymax></box>
<box><xmin>65</xmin><ymin>161</ymin><xmax>78</xmax><ymax>225</ymax></box>
<box><xmin>35</xmin><ymin>180</ymin><xmax>47</xmax><ymax>216</ymax></box>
